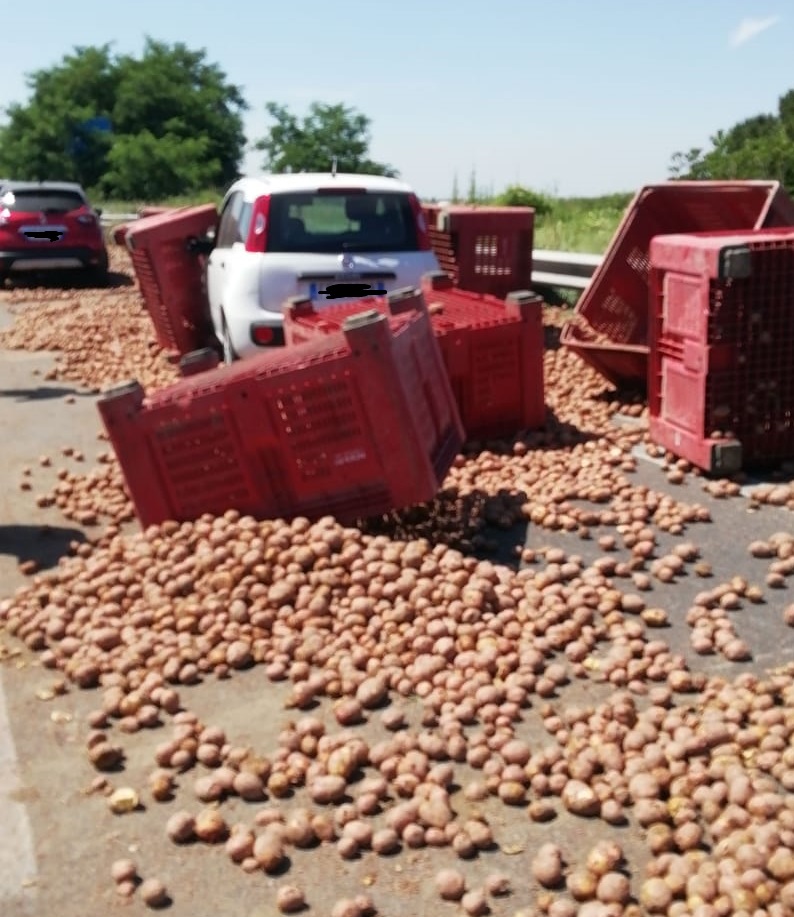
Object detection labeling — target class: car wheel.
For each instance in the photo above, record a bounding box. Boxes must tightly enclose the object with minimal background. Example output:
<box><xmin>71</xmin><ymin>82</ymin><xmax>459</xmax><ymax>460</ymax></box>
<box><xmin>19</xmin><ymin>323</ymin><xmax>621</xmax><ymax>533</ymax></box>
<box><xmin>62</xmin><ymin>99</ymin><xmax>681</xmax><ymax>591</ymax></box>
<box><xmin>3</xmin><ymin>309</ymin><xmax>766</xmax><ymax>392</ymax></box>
<box><xmin>88</xmin><ymin>252</ymin><xmax>110</xmax><ymax>286</ymax></box>
<box><xmin>221</xmin><ymin>317</ymin><xmax>237</xmax><ymax>365</ymax></box>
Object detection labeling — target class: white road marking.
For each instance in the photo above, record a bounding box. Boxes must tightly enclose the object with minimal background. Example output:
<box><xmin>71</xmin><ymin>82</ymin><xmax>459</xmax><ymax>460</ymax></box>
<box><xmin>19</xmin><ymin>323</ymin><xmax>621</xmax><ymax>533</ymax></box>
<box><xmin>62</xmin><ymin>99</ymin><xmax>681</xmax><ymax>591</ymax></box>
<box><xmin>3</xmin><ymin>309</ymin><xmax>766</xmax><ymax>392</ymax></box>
<box><xmin>0</xmin><ymin>666</ymin><xmax>38</xmax><ymax>913</ymax></box>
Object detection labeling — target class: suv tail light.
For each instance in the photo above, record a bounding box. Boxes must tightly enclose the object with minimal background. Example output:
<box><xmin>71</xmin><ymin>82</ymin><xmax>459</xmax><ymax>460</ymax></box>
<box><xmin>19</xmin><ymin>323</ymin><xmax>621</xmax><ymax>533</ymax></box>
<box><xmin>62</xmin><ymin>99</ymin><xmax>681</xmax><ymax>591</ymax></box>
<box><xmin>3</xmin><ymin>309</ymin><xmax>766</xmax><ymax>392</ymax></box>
<box><xmin>409</xmin><ymin>194</ymin><xmax>432</xmax><ymax>251</ymax></box>
<box><xmin>246</xmin><ymin>194</ymin><xmax>271</xmax><ymax>253</ymax></box>
<box><xmin>76</xmin><ymin>213</ymin><xmax>98</xmax><ymax>227</ymax></box>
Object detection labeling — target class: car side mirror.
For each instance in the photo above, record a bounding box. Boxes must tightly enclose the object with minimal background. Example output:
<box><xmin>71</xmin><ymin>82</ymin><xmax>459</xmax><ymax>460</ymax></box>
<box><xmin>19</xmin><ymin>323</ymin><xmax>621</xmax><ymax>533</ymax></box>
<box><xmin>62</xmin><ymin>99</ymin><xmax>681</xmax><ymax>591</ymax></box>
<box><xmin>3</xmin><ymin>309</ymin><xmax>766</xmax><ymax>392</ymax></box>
<box><xmin>95</xmin><ymin>207</ymin><xmax>103</xmax><ymax>217</ymax></box>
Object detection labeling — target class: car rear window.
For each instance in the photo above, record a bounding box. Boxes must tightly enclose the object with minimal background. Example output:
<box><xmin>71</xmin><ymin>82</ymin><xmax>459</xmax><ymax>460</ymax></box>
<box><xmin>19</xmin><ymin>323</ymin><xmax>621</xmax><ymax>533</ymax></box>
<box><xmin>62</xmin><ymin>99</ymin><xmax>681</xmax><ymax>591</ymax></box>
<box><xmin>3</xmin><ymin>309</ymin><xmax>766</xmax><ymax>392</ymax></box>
<box><xmin>266</xmin><ymin>191</ymin><xmax>419</xmax><ymax>254</ymax></box>
<box><xmin>1</xmin><ymin>189</ymin><xmax>86</xmax><ymax>214</ymax></box>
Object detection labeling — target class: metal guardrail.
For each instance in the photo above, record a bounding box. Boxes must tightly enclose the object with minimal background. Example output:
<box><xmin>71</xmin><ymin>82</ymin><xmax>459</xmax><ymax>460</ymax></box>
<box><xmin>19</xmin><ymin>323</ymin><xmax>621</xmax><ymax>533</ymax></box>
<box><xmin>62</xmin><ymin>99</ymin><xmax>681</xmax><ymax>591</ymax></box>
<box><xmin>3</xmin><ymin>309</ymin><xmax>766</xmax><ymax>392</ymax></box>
<box><xmin>531</xmin><ymin>249</ymin><xmax>602</xmax><ymax>290</ymax></box>
<box><xmin>99</xmin><ymin>213</ymin><xmax>604</xmax><ymax>291</ymax></box>
<box><xmin>100</xmin><ymin>212</ymin><xmax>139</xmax><ymax>224</ymax></box>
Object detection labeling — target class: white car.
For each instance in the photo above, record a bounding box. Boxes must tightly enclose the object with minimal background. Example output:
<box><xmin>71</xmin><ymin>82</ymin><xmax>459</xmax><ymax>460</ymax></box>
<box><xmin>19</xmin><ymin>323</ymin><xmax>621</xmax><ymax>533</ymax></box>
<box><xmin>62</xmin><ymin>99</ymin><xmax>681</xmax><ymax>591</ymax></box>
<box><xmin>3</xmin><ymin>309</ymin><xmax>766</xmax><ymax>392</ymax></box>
<box><xmin>202</xmin><ymin>172</ymin><xmax>440</xmax><ymax>362</ymax></box>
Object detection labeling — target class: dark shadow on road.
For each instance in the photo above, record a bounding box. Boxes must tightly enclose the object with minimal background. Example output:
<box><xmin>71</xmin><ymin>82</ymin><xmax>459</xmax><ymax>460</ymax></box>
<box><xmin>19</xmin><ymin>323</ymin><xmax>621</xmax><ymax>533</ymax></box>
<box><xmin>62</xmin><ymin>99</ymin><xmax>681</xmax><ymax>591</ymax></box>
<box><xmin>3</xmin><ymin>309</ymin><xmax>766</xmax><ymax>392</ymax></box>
<box><xmin>357</xmin><ymin>486</ymin><xmax>530</xmax><ymax>569</ymax></box>
<box><xmin>532</xmin><ymin>284</ymin><xmax>578</xmax><ymax>310</ymax></box>
<box><xmin>0</xmin><ymin>386</ymin><xmax>96</xmax><ymax>401</ymax></box>
<box><xmin>5</xmin><ymin>269</ymin><xmax>133</xmax><ymax>291</ymax></box>
<box><xmin>0</xmin><ymin>523</ymin><xmax>86</xmax><ymax>570</ymax></box>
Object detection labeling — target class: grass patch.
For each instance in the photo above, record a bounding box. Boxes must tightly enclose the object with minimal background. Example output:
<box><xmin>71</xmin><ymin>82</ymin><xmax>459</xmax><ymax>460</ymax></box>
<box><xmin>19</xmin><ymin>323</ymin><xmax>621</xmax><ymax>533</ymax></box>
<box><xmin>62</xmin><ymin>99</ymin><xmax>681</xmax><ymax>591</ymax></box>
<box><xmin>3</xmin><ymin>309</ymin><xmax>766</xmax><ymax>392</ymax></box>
<box><xmin>95</xmin><ymin>188</ymin><xmax>634</xmax><ymax>255</ymax></box>
<box><xmin>533</xmin><ymin>192</ymin><xmax>633</xmax><ymax>254</ymax></box>
<box><xmin>93</xmin><ymin>188</ymin><xmax>225</xmax><ymax>213</ymax></box>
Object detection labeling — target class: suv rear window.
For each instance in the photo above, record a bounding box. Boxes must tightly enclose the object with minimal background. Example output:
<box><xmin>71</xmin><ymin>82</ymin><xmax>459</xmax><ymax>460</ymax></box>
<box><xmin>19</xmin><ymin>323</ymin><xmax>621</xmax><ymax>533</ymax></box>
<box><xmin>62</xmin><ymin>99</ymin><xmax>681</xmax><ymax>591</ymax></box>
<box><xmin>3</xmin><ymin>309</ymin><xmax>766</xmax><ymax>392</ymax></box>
<box><xmin>266</xmin><ymin>191</ymin><xmax>418</xmax><ymax>254</ymax></box>
<box><xmin>1</xmin><ymin>189</ymin><xmax>86</xmax><ymax>214</ymax></box>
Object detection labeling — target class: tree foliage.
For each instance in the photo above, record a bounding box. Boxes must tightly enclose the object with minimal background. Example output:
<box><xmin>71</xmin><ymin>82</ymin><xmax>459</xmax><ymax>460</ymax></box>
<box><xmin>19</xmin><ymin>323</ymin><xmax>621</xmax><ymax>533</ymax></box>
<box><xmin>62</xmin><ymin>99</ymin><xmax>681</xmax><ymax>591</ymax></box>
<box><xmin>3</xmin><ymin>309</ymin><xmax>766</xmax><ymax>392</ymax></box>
<box><xmin>0</xmin><ymin>38</ymin><xmax>248</xmax><ymax>199</ymax></box>
<box><xmin>494</xmin><ymin>184</ymin><xmax>554</xmax><ymax>215</ymax></box>
<box><xmin>669</xmin><ymin>90</ymin><xmax>794</xmax><ymax>193</ymax></box>
<box><xmin>255</xmin><ymin>102</ymin><xmax>398</xmax><ymax>176</ymax></box>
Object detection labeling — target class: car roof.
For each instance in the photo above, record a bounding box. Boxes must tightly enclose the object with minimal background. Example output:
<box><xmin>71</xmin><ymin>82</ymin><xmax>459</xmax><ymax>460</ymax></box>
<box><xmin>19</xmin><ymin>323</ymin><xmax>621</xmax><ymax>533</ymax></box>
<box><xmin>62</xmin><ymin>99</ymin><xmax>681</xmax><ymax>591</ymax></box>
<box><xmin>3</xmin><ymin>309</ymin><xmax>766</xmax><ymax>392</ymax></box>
<box><xmin>2</xmin><ymin>181</ymin><xmax>87</xmax><ymax>195</ymax></box>
<box><xmin>230</xmin><ymin>172</ymin><xmax>416</xmax><ymax>202</ymax></box>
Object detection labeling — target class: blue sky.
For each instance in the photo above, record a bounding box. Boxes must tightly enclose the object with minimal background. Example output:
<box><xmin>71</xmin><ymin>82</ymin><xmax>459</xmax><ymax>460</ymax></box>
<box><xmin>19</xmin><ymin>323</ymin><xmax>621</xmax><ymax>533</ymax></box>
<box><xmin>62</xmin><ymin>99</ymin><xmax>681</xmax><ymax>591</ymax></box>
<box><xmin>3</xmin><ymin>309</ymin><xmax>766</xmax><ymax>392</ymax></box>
<box><xmin>0</xmin><ymin>1</ymin><xmax>791</xmax><ymax>199</ymax></box>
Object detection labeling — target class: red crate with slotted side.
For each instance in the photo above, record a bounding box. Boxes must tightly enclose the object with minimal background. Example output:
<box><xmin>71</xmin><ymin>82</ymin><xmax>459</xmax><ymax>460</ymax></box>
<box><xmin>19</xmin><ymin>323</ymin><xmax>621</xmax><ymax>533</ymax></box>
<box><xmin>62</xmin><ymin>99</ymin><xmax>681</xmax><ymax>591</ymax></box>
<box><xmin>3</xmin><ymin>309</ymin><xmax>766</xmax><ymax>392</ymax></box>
<box><xmin>125</xmin><ymin>204</ymin><xmax>218</xmax><ymax>358</ymax></box>
<box><xmin>561</xmin><ymin>181</ymin><xmax>794</xmax><ymax>389</ymax></box>
<box><xmin>284</xmin><ymin>277</ymin><xmax>546</xmax><ymax>440</ymax></box>
<box><xmin>421</xmin><ymin>204</ymin><xmax>534</xmax><ymax>299</ymax></box>
<box><xmin>647</xmin><ymin>227</ymin><xmax>794</xmax><ymax>474</ymax></box>
<box><xmin>97</xmin><ymin>306</ymin><xmax>465</xmax><ymax>528</ymax></box>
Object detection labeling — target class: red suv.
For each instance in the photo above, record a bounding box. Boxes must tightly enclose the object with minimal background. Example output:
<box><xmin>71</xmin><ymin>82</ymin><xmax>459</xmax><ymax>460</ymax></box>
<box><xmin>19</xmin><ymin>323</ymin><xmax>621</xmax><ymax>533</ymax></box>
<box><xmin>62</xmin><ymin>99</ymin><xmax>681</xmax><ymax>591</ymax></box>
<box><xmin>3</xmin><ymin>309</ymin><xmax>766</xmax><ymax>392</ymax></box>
<box><xmin>0</xmin><ymin>181</ymin><xmax>109</xmax><ymax>284</ymax></box>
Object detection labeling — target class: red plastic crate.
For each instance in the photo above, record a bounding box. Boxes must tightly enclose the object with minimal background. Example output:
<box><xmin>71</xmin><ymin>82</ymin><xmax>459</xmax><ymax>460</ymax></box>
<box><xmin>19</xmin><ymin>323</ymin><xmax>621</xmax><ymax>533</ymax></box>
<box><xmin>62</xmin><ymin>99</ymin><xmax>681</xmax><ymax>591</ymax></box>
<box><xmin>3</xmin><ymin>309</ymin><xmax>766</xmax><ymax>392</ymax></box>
<box><xmin>178</xmin><ymin>347</ymin><xmax>221</xmax><ymax>378</ymax></box>
<box><xmin>561</xmin><ymin>181</ymin><xmax>794</xmax><ymax>388</ymax></box>
<box><xmin>284</xmin><ymin>275</ymin><xmax>546</xmax><ymax>440</ymax></box>
<box><xmin>138</xmin><ymin>206</ymin><xmax>175</xmax><ymax>218</ymax></box>
<box><xmin>112</xmin><ymin>207</ymin><xmax>176</xmax><ymax>246</ymax></box>
<box><xmin>112</xmin><ymin>222</ymin><xmax>132</xmax><ymax>246</ymax></box>
<box><xmin>125</xmin><ymin>204</ymin><xmax>217</xmax><ymax>357</ymax></box>
<box><xmin>421</xmin><ymin>204</ymin><xmax>534</xmax><ymax>299</ymax></box>
<box><xmin>647</xmin><ymin>227</ymin><xmax>794</xmax><ymax>473</ymax></box>
<box><xmin>285</xmin><ymin>286</ymin><xmax>427</xmax><ymax>346</ymax></box>
<box><xmin>97</xmin><ymin>305</ymin><xmax>465</xmax><ymax>528</ymax></box>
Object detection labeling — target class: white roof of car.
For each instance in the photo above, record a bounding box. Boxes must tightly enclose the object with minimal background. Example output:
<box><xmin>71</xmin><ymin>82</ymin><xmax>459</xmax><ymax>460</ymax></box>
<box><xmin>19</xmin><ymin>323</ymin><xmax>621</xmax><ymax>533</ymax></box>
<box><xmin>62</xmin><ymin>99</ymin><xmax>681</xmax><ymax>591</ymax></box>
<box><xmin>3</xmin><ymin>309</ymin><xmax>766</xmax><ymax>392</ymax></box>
<box><xmin>231</xmin><ymin>172</ymin><xmax>415</xmax><ymax>201</ymax></box>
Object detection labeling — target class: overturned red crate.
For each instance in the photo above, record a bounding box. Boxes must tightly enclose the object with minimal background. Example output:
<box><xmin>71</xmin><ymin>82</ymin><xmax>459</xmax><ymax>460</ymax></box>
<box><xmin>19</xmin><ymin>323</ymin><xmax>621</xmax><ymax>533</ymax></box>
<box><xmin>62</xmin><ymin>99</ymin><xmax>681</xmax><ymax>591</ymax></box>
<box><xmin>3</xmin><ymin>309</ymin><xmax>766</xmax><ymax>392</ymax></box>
<box><xmin>125</xmin><ymin>204</ymin><xmax>217</xmax><ymax>358</ymax></box>
<box><xmin>284</xmin><ymin>275</ymin><xmax>545</xmax><ymax>440</ymax></box>
<box><xmin>648</xmin><ymin>227</ymin><xmax>794</xmax><ymax>474</ymax></box>
<box><xmin>561</xmin><ymin>181</ymin><xmax>794</xmax><ymax>388</ymax></box>
<box><xmin>421</xmin><ymin>204</ymin><xmax>534</xmax><ymax>299</ymax></box>
<box><xmin>97</xmin><ymin>306</ymin><xmax>465</xmax><ymax>528</ymax></box>
<box><xmin>112</xmin><ymin>207</ymin><xmax>177</xmax><ymax>246</ymax></box>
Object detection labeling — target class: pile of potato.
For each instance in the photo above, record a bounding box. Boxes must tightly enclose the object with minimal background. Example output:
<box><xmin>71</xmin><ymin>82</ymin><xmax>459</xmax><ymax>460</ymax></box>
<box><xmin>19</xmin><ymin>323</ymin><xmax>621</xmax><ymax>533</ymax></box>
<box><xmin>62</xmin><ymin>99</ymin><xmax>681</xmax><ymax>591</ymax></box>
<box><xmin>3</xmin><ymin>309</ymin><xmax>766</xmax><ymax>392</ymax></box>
<box><xmin>1</xmin><ymin>254</ymin><xmax>793</xmax><ymax>916</ymax></box>
<box><xmin>0</xmin><ymin>246</ymin><xmax>180</xmax><ymax>393</ymax></box>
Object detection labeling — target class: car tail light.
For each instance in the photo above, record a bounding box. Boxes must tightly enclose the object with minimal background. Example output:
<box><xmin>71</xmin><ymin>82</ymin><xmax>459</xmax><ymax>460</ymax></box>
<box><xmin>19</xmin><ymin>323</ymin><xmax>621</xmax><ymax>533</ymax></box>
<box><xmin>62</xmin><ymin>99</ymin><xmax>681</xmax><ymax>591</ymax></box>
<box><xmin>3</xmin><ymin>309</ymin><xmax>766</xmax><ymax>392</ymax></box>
<box><xmin>250</xmin><ymin>323</ymin><xmax>284</xmax><ymax>346</ymax></box>
<box><xmin>0</xmin><ymin>209</ymin><xmax>25</xmax><ymax>229</ymax></box>
<box><xmin>409</xmin><ymin>194</ymin><xmax>432</xmax><ymax>251</ymax></box>
<box><xmin>246</xmin><ymin>195</ymin><xmax>270</xmax><ymax>253</ymax></box>
<box><xmin>76</xmin><ymin>213</ymin><xmax>97</xmax><ymax>226</ymax></box>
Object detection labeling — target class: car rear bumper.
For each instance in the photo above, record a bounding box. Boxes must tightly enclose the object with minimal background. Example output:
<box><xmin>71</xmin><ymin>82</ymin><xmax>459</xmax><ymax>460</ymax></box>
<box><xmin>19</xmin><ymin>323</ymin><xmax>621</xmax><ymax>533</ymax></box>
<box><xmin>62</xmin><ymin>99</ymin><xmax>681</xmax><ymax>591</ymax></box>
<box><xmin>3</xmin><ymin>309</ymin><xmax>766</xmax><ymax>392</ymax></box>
<box><xmin>0</xmin><ymin>247</ymin><xmax>107</xmax><ymax>269</ymax></box>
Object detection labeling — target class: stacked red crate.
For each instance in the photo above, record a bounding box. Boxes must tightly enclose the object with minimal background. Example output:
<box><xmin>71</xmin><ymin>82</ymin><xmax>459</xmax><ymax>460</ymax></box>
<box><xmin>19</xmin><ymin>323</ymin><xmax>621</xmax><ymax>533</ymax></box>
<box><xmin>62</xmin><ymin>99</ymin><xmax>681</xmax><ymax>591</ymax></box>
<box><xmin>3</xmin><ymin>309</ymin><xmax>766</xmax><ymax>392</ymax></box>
<box><xmin>97</xmin><ymin>301</ymin><xmax>465</xmax><ymax>528</ymax></box>
<box><xmin>648</xmin><ymin>227</ymin><xmax>794</xmax><ymax>474</ymax></box>
<box><xmin>561</xmin><ymin>181</ymin><xmax>794</xmax><ymax>388</ymax></box>
<box><xmin>284</xmin><ymin>274</ymin><xmax>545</xmax><ymax>440</ymax></box>
<box><xmin>421</xmin><ymin>205</ymin><xmax>534</xmax><ymax>299</ymax></box>
<box><xmin>124</xmin><ymin>204</ymin><xmax>217</xmax><ymax>358</ymax></box>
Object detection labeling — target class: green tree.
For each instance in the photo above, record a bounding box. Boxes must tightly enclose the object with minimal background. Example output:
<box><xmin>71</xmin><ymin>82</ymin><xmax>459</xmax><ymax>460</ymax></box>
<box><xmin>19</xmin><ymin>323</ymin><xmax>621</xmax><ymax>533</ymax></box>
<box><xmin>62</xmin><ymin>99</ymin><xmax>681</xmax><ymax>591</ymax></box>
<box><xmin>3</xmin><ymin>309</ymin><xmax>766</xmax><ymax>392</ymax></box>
<box><xmin>669</xmin><ymin>89</ymin><xmax>794</xmax><ymax>193</ymax></box>
<box><xmin>255</xmin><ymin>102</ymin><xmax>397</xmax><ymax>176</ymax></box>
<box><xmin>0</xmin><ymin>44</ymin><xmax>119</xmax><ymax>188</ymax></box>
<box><xmin>101</xmin><ymin>131</ymin><xmax>220</xmax><ymax>200</ymax></box>
<box><xmin>495</xmin><ymin>184</ymin><xmax>554</xmax><ymax>215</ymax></box>
<box><xmin>0</xmin><ymin>37</ymin><xmax>248</xmax><ymax>199</ymax></box>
